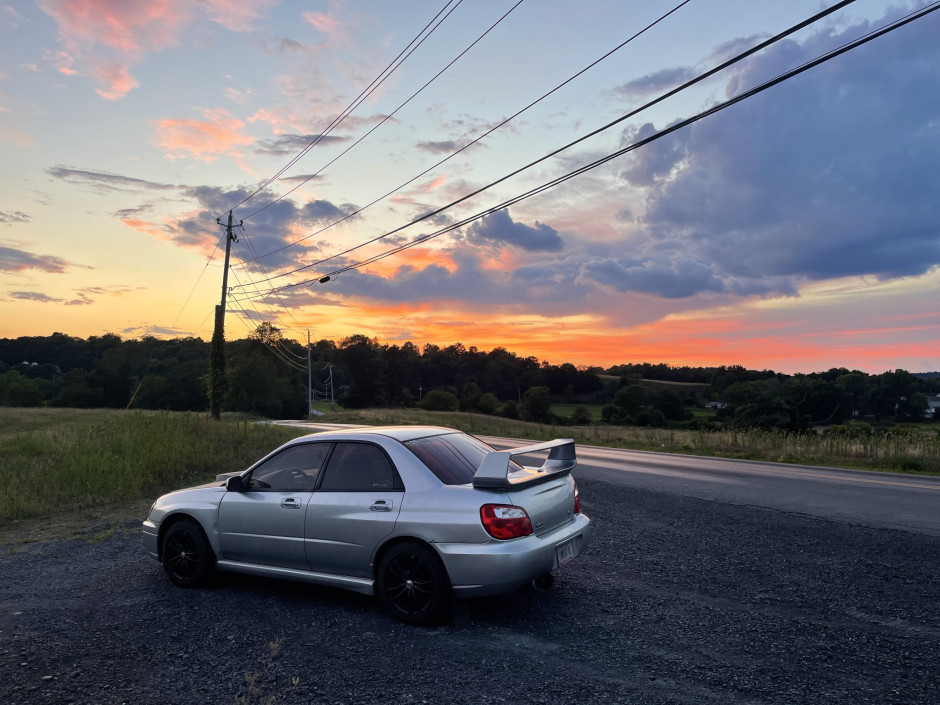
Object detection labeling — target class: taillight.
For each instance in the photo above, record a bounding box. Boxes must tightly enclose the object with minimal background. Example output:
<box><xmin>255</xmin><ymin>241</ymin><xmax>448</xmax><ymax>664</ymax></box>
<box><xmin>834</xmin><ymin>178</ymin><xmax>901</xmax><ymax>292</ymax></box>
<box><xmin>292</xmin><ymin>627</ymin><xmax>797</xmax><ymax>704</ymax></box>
<box><xmin>573</xmin><ymin>484</ymin><xmax>581</xmax><ymax>514</ymax></box>
<box><xmin>480</xmin><ymin>504</ymin><xmax>533</xmax><ymax>539</ymax></box>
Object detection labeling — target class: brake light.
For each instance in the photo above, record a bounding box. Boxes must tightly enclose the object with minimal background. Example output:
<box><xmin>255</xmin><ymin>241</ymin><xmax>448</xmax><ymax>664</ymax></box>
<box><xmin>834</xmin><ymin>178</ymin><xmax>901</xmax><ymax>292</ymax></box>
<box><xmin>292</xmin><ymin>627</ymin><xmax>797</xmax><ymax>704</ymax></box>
<box><xmin>574</xmin><ymin>484</ymin><xmax>581</xmax><ymax>514</ymax></box>
<box><xmin>480</xmin><ymin>504</ymin><xmax>533</xmax><ymax>539</ymax></box>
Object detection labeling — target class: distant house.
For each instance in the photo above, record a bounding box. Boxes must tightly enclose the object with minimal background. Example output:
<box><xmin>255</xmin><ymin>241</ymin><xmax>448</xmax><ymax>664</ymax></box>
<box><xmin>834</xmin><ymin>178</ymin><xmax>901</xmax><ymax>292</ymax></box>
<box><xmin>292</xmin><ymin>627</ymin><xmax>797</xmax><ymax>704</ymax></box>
<box><xmin>927</xmin><ymin>395</ymin><xmax>940</xmax><ymax>418</ymax></box>
<box><xmin>705</xmin><ymin>401</ymin><xmax>727</xmax><ymax>410</ymax></box>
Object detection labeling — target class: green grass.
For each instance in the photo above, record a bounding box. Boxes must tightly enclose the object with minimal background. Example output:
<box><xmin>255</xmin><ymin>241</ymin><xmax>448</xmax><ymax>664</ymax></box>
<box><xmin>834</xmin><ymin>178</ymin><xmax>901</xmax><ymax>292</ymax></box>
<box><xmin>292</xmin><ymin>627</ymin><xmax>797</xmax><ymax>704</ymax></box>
<box><xmin>2</xmin><ymin>406</ymin><xmax>938</xmax><ymax>535</ymax></box>
<box><xmin>551</xmin><ymin>404</ymin><xmax>605</xmax><ymax>421</ymax></box>
<box><xmin>0</xmin><ymin>408</ymin><xmax>308</xmax><ymax>529</ymax></box>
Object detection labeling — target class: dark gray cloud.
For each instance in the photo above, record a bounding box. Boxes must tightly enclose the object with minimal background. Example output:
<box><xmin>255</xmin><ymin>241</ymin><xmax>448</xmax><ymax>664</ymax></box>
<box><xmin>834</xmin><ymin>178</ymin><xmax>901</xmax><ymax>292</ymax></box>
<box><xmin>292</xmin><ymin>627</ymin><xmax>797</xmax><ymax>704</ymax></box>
<box><xmin>254</xmin><ymin>133</ymin><xmax>348</xmax><ymax>157</ymax></box>
<box><xmin>179</xmin><ymin>185</ymin><xmax>357</xmax><ymax>273</ymax></box>
<box><xmin>614</xmin><ymin>67</ymin><xmax>698</xmax><ymax>100</ymax></box>
<box><xmin>5</xmin><ymin>284</ymin><xmax>137</xmax><ymax>306</ymax></box>
<box><xmin>579</xmin><ymin>256</ymin><xmax>726</xmax><ymax>299</ymax></box>
<box><xmin>467</xmin><ymin>210</ymin><xmax>563</xmax><ymax>252</ymax></box>
<box><xmin>47</xmin><ymin>166</ymin><xmax>176</xmax><ymax>193</ymax></box>
<box><xmin>0</xmin><ymin>210</ymin><xmax>30</xmax><ymax>224</ymax></box>
<box><xmin>415</xmin><ymin>139</ymin><xmax>483</xmax><ymax>155</ymax></box>
<box><xmin>609</xmin><ymin>6</ymin><xmax>940</xmax><ymax>297</ymax></box>
<box><xmin>7</xmin><ymin>291</ymin><xmax>62</xmax><ymax>303</ymax></box>
<box><xmin>0</xmin><ymin>245</ymin><xmax>87</xmax><ymax>273</ymax></box>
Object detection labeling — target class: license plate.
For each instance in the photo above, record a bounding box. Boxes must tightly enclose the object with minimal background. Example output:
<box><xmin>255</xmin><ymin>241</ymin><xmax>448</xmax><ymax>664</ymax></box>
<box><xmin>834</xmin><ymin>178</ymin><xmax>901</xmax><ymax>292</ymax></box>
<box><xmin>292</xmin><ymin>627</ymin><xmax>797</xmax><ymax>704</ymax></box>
<box><xmin>556</xmin><ymin>538</ymin><xmax>577</xmax><ymax>568</ymax></box>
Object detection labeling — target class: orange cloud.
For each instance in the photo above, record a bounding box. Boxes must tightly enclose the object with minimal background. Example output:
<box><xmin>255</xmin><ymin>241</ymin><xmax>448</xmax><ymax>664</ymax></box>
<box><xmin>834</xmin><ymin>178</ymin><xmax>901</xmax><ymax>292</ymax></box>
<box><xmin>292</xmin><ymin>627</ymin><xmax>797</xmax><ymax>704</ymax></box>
<box><xmin>152</xmin><ymin>109</ymin><xmax>253</xmax><ymax>162</ymax></box>
<box><xmin>361</xmin><ymin>248</ymin><xmax>457</xmax><ymax>278</ymax></box>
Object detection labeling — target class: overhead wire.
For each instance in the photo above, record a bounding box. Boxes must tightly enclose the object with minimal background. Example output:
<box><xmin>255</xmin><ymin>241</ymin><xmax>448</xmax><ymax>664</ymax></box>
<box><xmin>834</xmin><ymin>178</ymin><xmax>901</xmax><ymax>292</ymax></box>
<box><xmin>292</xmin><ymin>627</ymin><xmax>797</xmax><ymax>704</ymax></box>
<box><xmin>228</xmin><ymin>0</ymin><xmax>464</xmax><ymax>214</ymax></box>
<box><xmin>231</xmin><ymin>0</ymin><xmax>695</xmax><ymax>269</ymax></box>
<box><xmin>227</xmin><ymin>240</ymin><xmax>309</xmax><ymax>366</ymax></box>
<box><xmin>234</xmin><ymin>222</ymin><xmax>310</xmax><ymax>346</ymax></box>
<box><xmin>229</xmin><ymin>0</ymin><xmax>861</xmax><ymax>296</ymax></box>
<box><xmin>231</xmin><ymin>0</ymin><xmax>939</xmax><ymax>301</ymax></box>
<box><xmin>240</xmin><ymin>0</ymin><xmax>527</xmax><ymax>221</ymax></box>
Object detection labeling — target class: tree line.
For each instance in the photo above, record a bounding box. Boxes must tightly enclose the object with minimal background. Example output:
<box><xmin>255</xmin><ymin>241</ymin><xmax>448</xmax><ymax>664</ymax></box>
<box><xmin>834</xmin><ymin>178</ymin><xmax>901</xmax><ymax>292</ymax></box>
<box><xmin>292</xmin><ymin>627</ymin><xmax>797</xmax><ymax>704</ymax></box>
<box><xmin>0</xmin><ymin>329</ymin><xmax>936</xmax><ymax>429</ymax></box>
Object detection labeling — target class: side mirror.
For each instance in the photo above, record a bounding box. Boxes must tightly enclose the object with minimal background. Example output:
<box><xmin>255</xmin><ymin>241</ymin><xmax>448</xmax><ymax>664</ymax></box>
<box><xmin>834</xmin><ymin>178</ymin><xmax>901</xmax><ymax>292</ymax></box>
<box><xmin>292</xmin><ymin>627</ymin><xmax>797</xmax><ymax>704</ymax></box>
<box><xmin>225</xmin><ymin>476</ymin><xmax>244</xmax><ymax>492</ymax></box>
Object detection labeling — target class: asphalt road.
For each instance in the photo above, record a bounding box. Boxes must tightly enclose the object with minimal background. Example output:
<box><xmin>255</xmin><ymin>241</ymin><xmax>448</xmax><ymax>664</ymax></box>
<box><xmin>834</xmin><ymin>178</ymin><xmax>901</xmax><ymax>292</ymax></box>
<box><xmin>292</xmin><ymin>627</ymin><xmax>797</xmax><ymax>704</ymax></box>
<box><xmin>1</xmin><ymin>430</ymin><xmax>938</xmax><ymax>704</ymax></box>
<box><xmin>484</xmin><ymin>437</ymin><xmax>940</xmax><ymax>537</ymax></box>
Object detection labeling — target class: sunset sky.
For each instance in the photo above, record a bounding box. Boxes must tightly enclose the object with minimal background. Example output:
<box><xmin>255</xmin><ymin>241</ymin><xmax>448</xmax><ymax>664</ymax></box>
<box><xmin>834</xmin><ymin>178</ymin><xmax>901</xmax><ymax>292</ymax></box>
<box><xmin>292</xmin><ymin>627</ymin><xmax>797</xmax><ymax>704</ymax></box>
<box><xmin>2</xmin><ymin>0</ymin><xmax>939</xmax><ymax>374</ymax></box>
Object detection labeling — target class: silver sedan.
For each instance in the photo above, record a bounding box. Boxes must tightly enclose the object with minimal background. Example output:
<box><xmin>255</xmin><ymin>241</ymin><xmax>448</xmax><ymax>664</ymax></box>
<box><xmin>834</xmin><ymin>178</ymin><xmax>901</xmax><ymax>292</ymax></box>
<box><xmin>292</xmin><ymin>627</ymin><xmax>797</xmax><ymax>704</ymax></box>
<box><xmin>143</xmin><ymin>426</ymin><xmax>591</xmax><ymax>624</ymax></box>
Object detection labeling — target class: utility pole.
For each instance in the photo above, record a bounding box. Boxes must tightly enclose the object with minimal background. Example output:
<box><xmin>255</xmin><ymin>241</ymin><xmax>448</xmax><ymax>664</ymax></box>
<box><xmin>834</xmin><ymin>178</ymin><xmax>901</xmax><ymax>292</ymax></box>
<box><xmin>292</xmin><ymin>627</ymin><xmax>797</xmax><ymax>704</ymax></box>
<box><xmin>209</xmin><ymin>211</ymin><xmax>238</xmax><ymax>420</ymax></box>
<box><xmin>307</xmin><ymin>330</ymin><xmax>313</xmax><ymax>418</ymax></box>
<box><xmin>324</xmin><ymin>363</ymin><xmax>335</xmax><ymax>410</ymax></box>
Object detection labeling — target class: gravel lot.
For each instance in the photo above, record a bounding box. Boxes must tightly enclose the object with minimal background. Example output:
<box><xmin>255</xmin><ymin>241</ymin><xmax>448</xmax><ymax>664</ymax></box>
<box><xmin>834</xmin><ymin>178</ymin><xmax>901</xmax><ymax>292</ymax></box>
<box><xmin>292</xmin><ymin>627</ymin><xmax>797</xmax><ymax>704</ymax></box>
<box><xmin>2</xmin><ymin>476</ymin><xmax>938</xmax><ymax>705</ymax></box>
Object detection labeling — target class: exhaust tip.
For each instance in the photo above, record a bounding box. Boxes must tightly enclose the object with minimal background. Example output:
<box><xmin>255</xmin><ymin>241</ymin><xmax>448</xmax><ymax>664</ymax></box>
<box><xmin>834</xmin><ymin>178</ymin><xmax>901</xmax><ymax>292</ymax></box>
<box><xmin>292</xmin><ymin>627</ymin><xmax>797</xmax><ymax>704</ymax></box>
<box><xmin>531</xmin><ymin>573</ymin><xmax>554</xmax><ymax>591</ymax></box>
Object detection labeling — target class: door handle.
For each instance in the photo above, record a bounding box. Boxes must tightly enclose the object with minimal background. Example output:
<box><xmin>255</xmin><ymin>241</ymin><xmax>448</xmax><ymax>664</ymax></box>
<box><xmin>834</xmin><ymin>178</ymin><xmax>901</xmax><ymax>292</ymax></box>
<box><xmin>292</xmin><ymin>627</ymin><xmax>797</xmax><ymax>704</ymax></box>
<box><xmin>370</xmin><ymin>500</ymin><xmax>393</xmax><ymax>512</ymax></box>
<box><xmin>281</xmin><ymin>498</ymin><xmax>301</xmax><ymax>509</ymax></box>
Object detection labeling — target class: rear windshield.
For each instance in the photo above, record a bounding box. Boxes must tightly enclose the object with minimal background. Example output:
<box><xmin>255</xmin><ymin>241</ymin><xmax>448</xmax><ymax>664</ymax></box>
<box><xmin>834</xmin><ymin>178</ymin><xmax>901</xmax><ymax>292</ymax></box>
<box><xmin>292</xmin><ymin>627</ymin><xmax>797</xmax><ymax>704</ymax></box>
<box><xmin>403</xmin><ymin>432</ymin><xmax>494</xmax><ymax>485</ymax></box>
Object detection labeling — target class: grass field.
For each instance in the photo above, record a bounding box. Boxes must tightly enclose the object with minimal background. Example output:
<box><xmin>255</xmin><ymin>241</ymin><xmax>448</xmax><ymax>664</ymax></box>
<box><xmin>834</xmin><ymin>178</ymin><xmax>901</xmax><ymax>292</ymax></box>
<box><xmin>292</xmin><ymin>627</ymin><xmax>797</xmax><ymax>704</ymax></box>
<box><xmin>2</xmin><ymin>407</ymin><xmax>938</xmax><ymax>537</ymax></box>
<box><xmin>0</xmin><ymin>408</ymin><xmax>307</xmax><ymax>531</ymax></box>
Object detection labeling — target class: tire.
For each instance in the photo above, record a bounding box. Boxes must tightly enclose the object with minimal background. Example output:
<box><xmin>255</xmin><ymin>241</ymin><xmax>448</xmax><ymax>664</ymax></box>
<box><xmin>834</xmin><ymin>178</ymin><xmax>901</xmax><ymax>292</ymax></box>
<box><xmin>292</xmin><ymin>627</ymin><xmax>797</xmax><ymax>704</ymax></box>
<box><xmin>161</xmin><ymin>518</ymin><xmax>214</xmax><ymax>588</ymax></box>
<box><xmin>377</xmin><ymin>542</ymin><xmax>449</xmax><ymax>625</ymax></box>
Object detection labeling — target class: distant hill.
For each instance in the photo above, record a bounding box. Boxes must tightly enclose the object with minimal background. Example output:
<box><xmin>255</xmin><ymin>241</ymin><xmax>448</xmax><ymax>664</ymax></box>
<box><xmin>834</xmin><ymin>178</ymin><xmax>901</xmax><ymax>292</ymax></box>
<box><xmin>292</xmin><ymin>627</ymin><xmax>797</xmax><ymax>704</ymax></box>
<box><xmin>913</xmin><ymin>372</ymin><xmax>940</xmax><ymax>379</ymax></box>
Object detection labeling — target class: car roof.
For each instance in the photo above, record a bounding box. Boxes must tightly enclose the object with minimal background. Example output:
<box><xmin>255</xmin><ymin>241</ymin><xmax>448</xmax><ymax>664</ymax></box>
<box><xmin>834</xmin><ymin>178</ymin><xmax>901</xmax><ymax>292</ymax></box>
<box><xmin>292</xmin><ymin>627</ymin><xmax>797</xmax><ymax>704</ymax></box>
<box><xmin>288</xmin><ymin>425</ymin><xmax>462</xmax><ymax>445</ymax></box>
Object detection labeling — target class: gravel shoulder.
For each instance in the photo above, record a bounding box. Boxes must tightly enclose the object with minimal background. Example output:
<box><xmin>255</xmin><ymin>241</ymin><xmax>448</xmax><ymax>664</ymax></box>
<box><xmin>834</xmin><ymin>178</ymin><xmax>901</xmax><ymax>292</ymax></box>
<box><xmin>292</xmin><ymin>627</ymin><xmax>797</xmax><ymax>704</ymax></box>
<box><xmin>1</xmin><ymin>476</ymin><xmax>938</xmax><ymax>705</ymax></box>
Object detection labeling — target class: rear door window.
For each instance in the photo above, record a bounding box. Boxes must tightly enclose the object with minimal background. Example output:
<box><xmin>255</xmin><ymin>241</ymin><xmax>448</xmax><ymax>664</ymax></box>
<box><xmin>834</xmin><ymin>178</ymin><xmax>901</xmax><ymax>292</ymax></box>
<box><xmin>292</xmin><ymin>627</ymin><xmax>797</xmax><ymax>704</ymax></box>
<box><xmin>318</xmin><ymin>442</ymin><xmax>403</xmax><ymax>491</ymax></box>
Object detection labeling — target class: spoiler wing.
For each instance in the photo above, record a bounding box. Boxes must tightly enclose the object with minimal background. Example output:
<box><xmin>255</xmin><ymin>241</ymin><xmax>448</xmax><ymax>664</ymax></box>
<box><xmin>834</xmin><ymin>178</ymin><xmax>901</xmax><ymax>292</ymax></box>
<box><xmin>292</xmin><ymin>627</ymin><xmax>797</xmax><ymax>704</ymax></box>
<box><xmin>472</xmin><ymin>438</ymin><xmax>577</xmax><ymax>489</ymax></box>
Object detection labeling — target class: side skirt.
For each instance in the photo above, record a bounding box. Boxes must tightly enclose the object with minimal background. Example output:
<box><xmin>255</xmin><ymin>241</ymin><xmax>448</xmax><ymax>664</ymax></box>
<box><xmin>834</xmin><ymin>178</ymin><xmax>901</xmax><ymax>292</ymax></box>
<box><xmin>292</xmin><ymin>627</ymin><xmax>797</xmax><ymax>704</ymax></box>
<box><xmin>215</xmin><ymin>560</ymin><xmax>375</xmax><ymax>596</ymax></box>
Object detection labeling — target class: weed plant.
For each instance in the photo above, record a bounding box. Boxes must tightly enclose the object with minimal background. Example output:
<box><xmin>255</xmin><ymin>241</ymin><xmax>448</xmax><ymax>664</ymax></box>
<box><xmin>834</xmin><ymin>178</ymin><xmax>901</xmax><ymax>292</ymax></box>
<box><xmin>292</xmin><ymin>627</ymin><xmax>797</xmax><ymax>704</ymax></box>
<box><xmin>2</xmin><ymin>407</ymin><xmax>938</xmax><ymax>529</ymax></box>
<box><xmin>0</xmin><ymin>408</ymin><xmax>307</xmax><ymax>526</ymax></box>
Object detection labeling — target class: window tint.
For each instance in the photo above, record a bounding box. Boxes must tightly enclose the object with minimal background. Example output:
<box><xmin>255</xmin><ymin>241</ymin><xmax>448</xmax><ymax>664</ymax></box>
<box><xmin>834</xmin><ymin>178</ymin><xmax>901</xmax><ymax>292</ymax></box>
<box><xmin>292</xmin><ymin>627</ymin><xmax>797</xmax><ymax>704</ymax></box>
<box><xmin>319</xmin><ymin>443</ymin><xmax>399</xmax><ymax>492</ymax></box>
<box><xmin>247</xmin><ymin>443</ymin><xmax>330</xmax><ymax>491</ymax></box>
<box><xmin>404</xmin><ymin>432</ymin><xmax>512</xmax><ymax>485</ymax></box>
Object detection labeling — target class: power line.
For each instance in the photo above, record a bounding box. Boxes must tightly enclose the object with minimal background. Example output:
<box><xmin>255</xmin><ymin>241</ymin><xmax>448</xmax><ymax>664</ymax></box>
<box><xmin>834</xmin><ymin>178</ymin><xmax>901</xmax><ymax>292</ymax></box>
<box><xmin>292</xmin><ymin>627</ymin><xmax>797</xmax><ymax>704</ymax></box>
<box><xmin>230</xmin><ymin>0</ymin><xmax>860</xmax><ymax>295</ymax></box>
<box><xmin>232</xmin><ymin>0</ymin><xmax>939</xmax><ymax>302</ymax></box>
<box><xmin>227</xmin><ymin>0</ymin><xmax>464</xmax><ymax>214</ymax></box>
<box><xmin>231</xmin><ymin>0</ymin><xmax>694</xmax><ymax>270</ymax></box>
<box><xmin>240</xmin><ymin>0</ymin><xmax>527</xmax><ymax>221</ymax></box>
<box><xmin>233</xmin><ymin>223</ymin><xmax>309</xmax><ymax>342</ymax></box>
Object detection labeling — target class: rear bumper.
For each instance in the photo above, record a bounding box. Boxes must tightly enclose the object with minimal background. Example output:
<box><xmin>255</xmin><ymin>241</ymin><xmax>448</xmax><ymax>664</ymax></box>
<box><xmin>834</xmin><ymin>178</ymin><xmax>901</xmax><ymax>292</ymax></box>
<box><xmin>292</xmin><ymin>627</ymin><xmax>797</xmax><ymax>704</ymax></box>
<box><xmin>435</xmin><ymin>513</ymin><xmax>591</xmax><ymax>598</ymax></box>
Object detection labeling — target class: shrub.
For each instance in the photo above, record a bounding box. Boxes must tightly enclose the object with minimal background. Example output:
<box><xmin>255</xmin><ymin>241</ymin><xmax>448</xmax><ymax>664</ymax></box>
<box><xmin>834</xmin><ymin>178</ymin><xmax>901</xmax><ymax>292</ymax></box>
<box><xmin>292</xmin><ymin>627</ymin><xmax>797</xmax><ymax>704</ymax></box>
<box><xmin>419</xmin><ymin>389</ymin><xmax>458</xmax><ymax>411</ymax></box>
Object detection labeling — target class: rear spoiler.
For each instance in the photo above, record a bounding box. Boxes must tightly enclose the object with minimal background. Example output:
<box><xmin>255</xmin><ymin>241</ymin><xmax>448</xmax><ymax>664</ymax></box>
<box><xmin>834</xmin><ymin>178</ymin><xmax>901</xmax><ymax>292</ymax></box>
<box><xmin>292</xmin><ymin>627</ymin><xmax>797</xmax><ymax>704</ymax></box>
<box><xmin>473</xmin><ymin>438</ymin><xmax>577</xmax><ymax>489</ymax></box>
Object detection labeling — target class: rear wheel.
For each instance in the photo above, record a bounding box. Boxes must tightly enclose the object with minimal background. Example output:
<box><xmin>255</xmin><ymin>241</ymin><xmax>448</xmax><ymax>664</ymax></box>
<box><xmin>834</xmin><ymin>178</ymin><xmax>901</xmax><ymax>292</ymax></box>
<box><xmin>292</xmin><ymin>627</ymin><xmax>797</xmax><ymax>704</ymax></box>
<box><xmin>161</xmin><ymin>518</ymin><xmax>214</xmax><ymax>587</ymax></box>
<box><xmin>377</xmin><ymin>542</ymin><xmax>449</xmax><ymax>625</ymax></box>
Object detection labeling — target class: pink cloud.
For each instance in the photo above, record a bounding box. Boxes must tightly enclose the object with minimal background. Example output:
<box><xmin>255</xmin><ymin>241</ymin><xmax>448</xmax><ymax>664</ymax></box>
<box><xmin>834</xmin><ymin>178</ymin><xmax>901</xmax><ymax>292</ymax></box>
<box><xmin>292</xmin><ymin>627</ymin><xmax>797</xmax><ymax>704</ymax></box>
<box><xmin>202</xmin><ymin>0</ymin><xmax>278</xmax><ymax>32</ymax></box>
<box><xmin>152</xmin><ymin>109</ymin><xmax>254</xmax><ymax>162</ymax></box>
<box><xmin>92</xmin><ymin>62</ymin><xmax>140</xmax><ymax>100</ymax></box>
<box><xmin>248</xmin><ymin>106</ymin><xmax>310</xmax><ymax>135</ymax></box>
<box><xmin>303</xmin><ymin>11</ymin><xmax>344</xmax><ymax>37</ymax></box>
<box><xmin>37</xmin><ymin>0</ymin><xmax>190</xmax><ymax>55</ymax></box>
<box><xmin>35</xmin><ymin>0</ymin><xmax>277</xmax><ymax>100</ymax></box>
<box><xmin>424</xmin><ymin>175</ymin><xmax>448</xmax><ymax>192</ymax></box>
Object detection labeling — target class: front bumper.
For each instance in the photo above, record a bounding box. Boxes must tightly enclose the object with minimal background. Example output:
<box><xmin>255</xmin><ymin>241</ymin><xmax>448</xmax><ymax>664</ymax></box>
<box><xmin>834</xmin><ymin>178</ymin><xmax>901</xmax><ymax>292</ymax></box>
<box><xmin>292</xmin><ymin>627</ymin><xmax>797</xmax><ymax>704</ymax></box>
<box><xmin>435</xmin><ymin>513</ymin><xmax>591</xmax><ymax>597</ymax></box>
<box><xmin>142</xmin><ymin>519</ymin><xmax>160</xmax><ymax>560</ymax></box>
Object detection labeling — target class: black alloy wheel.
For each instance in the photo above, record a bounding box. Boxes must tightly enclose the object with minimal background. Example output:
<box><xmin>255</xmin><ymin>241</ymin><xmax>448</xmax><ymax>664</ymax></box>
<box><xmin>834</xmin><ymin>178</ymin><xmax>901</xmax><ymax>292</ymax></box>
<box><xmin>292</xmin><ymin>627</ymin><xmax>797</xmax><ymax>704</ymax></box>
<box><xmin>161</xmin><ymin>519</ymin><xmax>213</xmax><ymax>587</ymax></box>
<box><xmin>377</xmin><ymin>542</ymin><xmax>449</xmax><ymax>625</ymax></box>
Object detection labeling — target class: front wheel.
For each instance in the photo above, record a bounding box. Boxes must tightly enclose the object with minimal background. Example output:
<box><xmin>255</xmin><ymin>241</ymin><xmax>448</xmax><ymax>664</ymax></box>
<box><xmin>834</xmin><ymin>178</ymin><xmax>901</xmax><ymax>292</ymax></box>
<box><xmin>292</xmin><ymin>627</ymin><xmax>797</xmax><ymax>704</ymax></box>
<box><xmin>377</xmin><ymin>542</ymin><xmax>449</xmax><ymax>625</ymax></box>
<box><xmin>161</xmin><ymin>518</ymin><xmax>214</xmax><ymax>587</ymax></box>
